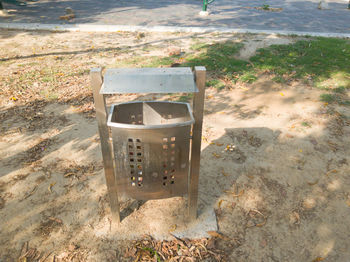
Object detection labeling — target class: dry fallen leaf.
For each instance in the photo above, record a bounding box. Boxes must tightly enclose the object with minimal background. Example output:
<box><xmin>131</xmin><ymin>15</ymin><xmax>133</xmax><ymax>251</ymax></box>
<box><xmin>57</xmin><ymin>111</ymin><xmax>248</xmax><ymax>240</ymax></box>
<box><xmin>218</xmin><ymin>199</ymin><xmax>224</xmax><ymax>208</ymax></box>
<box><xmin>291</xmin><ymin>211</ymin><xmax>300</xmax><ymax>225</ymax></box>
<box><xmin>22</xmin><ymin>186</ymin><xmax>38</xmax><ymax>200</ymax></box>
<box><xmin>224</xmin><ymin>189</ymin><xmax>244</xmax><ymax>197</ymax></box>
<box><xmin>221</xmin><ymin>169</ymin><xmax>229</xmax><ymax>177</ymax></box>
<box><xmin>207</xmin><ymin>231</ymin><xmax>230</xmax><ymax>241</ymax></box>
<box><xmin>247</xmin><ymin>209</ymin><xmax>267</xmax><ymax>228</ymax></box>
<box><xmin>212</xmin><ymin>152</ymin><xmax>221</xmax><ymax>158</ymax></box>
<box><xmin>307</xmin><ymin>180</ymin><xmax>319</xmax><ymax>186</ymax></box>
<box><xmin>48</xmin><ymin>182</ymin><xmax>56</xmax><ymax>193</ymax></box>
<box><xmin>68</xmin><ymin>244</ymin><xmax>77</xmax><ymax>251</ymax></box>
<box><xmin>202</xmin><ymin>136</ymin><xmax>209</xmax><ymax>143</ymax></box>
<box><xmin>49</xmin><ymin>217</ymin><xmax>63</xmax><ymax>224</ymax></box>
<box><xmin>346</xmin><ymin>199</ymin><xmax>350</xmax><ymax>207</ymax></box>
<box><xmin>64</xmin><ymin>172</ymin><xmax>75</xmax><ymax>178</ymax></box>
<box><xmin>312</xmin><ymin>257</ymin><xmax>324</xmax><ymax>262</ymax></box>
<box><xmin>169</xmin><ymin>224</ymin><xmax>177</xmax><ymax>232</ymax></box>
<box><xmin>326</xmin><ymin>169</ymin><xmax>337</xmax><ymax>176</ymax></box>
<box><xmin>133</xmin><ymin>252</ymin><xmax>141</xmax><ymax>262</ymax></box>
<box><xmin>255</xmin><ymin>219</ymin><xmax>267</xmax><ymax>227</ymax></box>
<box><xmin>327</xmin><ymin>141</ymin><xmax>339</xmax><ymax>152</ymax></box>
<box><xmin>216</xmin><ymin>143</ymin><xmax>224</xmax><ymax>146</ymax></box>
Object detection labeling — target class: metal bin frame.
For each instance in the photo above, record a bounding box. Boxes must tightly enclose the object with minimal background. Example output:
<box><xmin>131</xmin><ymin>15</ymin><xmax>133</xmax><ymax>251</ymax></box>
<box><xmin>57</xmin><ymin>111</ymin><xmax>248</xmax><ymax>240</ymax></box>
<box><xmin>91</xmin><ymin>67</ymin><xmax>206</xmax><ymax>223</ymax></box>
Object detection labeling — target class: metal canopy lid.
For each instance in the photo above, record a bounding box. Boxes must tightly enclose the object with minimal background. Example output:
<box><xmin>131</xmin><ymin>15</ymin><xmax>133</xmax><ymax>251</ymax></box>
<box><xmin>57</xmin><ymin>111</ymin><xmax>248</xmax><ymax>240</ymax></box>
<box><xmin>100</xmin><ymin>67</ymin><xmax>198</xmax><ymax>94</ymax></box>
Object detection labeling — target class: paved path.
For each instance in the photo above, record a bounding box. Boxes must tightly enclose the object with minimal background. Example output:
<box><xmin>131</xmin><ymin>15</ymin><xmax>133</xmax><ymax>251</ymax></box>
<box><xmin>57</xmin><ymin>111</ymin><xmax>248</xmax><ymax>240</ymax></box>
<box><xmin>1</xmin><ymin>0</ymin><xmax>350</xmax><ymax>33</ymax></box>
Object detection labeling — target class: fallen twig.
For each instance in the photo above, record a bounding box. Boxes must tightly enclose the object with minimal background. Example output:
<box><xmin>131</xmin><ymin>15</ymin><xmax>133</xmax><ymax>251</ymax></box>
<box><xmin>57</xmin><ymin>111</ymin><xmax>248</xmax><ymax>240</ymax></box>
<box><xmin>64</xmin><ymin>172</ymin><xmax>75</xmax><ymax>178</ymax></box>
<box><xmin>246</xmin><ymin>209</ymin><xmax>267</xmax><ymax>228</ymax></box>
<box><xmin>207</xmin><ymin>231</ymin><xmax>231</xmax><ymax>241</ymax></box>
<box><xmin>39</xmin><ymin>252</ymin><xmax>52</xmax><ymax>262</ymax></box>
<box><xmin>224</xmin><ymin>189</ymin><xmax>244</xmax><ymax>197</ymax></box>
<box><xmin>22</xmin><ymin>186</ymin><xmax>38</xmax><ymax>200</ymax></box>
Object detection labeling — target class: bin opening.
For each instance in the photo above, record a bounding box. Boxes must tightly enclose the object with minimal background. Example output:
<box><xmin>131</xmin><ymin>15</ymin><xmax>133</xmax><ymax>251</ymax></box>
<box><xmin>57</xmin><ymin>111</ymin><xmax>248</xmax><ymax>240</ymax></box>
<box><xmin>108</xmin><ymin>101</ymin><xmax>194</xmax><ymax>127</ymax></box>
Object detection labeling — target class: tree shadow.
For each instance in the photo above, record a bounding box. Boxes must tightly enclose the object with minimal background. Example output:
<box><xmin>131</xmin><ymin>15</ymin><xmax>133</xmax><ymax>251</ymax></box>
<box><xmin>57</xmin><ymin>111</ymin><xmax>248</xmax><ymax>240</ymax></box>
<box><xmin>1</xmin><ymin>79</ymin><xmax>350</xmax><ymax>261</ymax></box>
<box><xmin>0</xmin><ymin>0</ymin><xmax>201</xmax><ymax>24</ymax></box>
<box><xmin>183</xmin><ymin>39</ymin><xmax>350</xmax><ymax>88</ymax></box>
<box><xmin>0</xmin><ymin>34</ymin><xmax>350</xmax><ymax>261</ymax></box>
<box><xmin>196</xmin><ymin>121</ymin><xmax>350</xmax><ymax>260</ymax></box>
<box><xmin>0</xmin><ymin>31</ymin><xmax>209</xmax><ymax>62</ymax></box>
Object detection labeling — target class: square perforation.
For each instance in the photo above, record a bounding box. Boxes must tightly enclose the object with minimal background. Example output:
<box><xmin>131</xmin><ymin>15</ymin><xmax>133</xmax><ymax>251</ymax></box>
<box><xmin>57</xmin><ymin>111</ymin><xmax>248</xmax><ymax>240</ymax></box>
<box><xmin>127</xmin><ymin>138</ymin><xmax>143</xmax><ymax>187</ymax></box>
<box><xmin>160</xmin><ymin>136</ymin><xmax>178</xmax><ymax>187</ymax></box>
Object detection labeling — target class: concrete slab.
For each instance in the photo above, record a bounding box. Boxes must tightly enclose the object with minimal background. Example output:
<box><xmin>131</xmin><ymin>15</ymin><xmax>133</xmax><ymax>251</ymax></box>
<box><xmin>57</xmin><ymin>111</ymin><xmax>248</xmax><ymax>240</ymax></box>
<box><xmin>1</xmin><ymin>22</ymin><xmax>350</xmax><ymax>38</ymax></box>
<box><xmin>91</xmin><ymin>197</ymin><xmax>217</xmax><ymax>241</ymax></box>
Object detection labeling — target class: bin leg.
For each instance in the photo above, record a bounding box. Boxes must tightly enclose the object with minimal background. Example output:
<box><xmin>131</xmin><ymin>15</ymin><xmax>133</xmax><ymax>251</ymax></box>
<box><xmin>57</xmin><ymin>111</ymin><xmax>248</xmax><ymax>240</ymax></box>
<box><xmin>91</xmin><ymin>68</ymin><xmax>120</xmax><ymax>223</ymax></box>
<box><xmin>188</xmin><ymin>66</ymin><xmax>206</xmax><ymax>220</ymax></box>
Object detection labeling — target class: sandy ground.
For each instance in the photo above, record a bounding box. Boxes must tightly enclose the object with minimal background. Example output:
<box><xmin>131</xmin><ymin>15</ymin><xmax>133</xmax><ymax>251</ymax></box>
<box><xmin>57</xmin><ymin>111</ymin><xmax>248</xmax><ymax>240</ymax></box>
<box><xmin>0</xmin><ymin>30</ymin><xmax>350</xmax><ymax>262</ymax></box>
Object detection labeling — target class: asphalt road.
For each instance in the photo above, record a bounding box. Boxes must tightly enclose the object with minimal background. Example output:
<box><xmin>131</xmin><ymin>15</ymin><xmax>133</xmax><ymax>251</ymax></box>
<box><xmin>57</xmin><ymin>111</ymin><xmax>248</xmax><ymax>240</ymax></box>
<box><xmin>1</xmin><ymin>0</ymin><xmax>350</xmax><ymax>33</ymax></box>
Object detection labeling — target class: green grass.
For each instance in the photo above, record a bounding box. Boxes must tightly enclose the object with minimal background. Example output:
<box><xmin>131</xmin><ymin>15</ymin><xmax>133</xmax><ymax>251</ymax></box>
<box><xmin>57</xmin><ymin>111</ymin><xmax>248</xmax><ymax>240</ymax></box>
<box><xmin>272</xmin><ymin>75</ymin><xmax>286</xmax><ymax>83</ymax></box>
<box><xmin>183</xmin><ymin>42</ymin><xmax>248</xmax><ymax>77</ymax></box>
<box><xmin>262</xmin><ymin>4</ymin><xmax>270</xmax><ymax>10</ymax></box>
<box><xmin>251</xmin><ymin>38</ymin><xmax>350</xmax><ymax>87</ymax></box>
<box><xmin>176</xmin><ymin>93</ymin><xmax>193</xmax><ymax>102</ymax></box>
<box><xmin>301</xmin><ymin>121</ymin><xmax>312</xmax><ymax>128</ymax></box>
<box><xmin>112</xmin><ymin>37</ymin><xmax>350</xmax><ymax>91</ymax></box>
<box><xmin>190</xmin><ymin>42</ymin><xmax>208</xmax><ymax>51</ymax></box>
<box><xmin>320</xmin><ymin>93</ymin><xmax>336</xmax><ymax>103</ymax></box>
<box><xmin>240</xmin><ymin>72</ymin><xmax>257</xmax><ymax>83</ymax></box>
<box><xmin>141</xmin><ymin>247</ymin><xmax>161</xmax><ymax>262</ymax></box>
<box><xmin>206</xmin><ymin>79</ymin><xmax>225</xmax><ymax>90</ymax></box>
<box><xmin>184</xmin><ymin>38</ymin><xmax>350</xmax><ymax>87</ymax></box>
<box><xmin>333</xmin><ymin>86</ymin><xmax>346</xmax><ymax>93</ymax></box>
<box><xmin>339</xmin><ymin>100</ymin><xmax>350</xmax><ymax>106</ymax></box>
<box><xmin>319</xmin><ymin>92</ymin><xmax>350</xmax><ymax>105</ymax></box>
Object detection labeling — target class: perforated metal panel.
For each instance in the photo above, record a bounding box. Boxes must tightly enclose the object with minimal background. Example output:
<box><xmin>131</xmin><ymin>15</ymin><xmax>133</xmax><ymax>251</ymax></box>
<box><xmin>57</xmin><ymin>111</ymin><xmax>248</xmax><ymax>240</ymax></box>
<box><xmin>107</xmin><ymin>101</ymin><xmax>194</xmax><ymax>200</ymax></box>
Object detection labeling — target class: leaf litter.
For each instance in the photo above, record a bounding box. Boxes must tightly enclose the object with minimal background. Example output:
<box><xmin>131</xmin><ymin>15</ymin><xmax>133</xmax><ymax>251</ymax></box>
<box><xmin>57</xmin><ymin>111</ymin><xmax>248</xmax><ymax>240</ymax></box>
<box><xmin>125</xmin><ymin>234</ymin><xmax>227</xmax><ymax>261</ymax></box>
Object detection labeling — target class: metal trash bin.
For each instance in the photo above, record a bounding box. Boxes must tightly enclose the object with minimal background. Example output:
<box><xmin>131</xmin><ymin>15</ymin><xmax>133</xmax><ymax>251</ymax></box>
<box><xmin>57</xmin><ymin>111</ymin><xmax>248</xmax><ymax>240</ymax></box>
<box><xmin>107</xmin><ymin>101</ymin><xmax>194</xmax><ymax>200</ymax></box>
<box><xmin>91</xmin><ymin>67</ymin><xmax>206</xmax><ymax>223</ymax></box>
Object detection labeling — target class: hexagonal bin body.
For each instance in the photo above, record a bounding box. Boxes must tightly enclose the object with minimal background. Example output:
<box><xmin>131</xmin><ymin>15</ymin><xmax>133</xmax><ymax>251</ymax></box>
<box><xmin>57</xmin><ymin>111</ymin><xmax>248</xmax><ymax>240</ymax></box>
<box><xmin>107</xmin><ymin>101</ymin><xmax>195</xmax><ymax>200</ymax></box>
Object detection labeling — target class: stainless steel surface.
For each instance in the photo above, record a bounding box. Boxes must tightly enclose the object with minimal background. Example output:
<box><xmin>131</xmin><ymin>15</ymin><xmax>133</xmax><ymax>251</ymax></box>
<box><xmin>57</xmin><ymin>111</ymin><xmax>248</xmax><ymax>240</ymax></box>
<box><xmin>100</xmin><ymin>67</ymin><xmax>198</xmax><ymax>94</ymax></box>
<box><xmin>188</xmin><ymin>66</ymin><xmax>206</xmax><ymax>220</ymax></box>
<box><xmin>92</xmin><ymin>66</ymin><xmax>206</xmax><ymax>223</ymax></box>
<box><xmin>91</xmin><ymin>68</ymin><xmax>121</xmax><ymax>223</ymax></box>
<box><xmin>107</xmin><ymin>101</ymin><xmax>195</xmax><ymax>129</ymax></box>
<box><xmin>107</xmin><ymin>101</ymin><xmax>193</xmax><ymax>200</ymax></box>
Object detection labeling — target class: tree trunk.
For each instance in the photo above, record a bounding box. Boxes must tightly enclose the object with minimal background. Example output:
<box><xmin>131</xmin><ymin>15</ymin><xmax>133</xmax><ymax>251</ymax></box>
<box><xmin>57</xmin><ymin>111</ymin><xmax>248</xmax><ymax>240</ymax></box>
<box><xmin>0</xmin><ymin>1</ymin><xmax>4</xmax><ymax>10</ymax></box>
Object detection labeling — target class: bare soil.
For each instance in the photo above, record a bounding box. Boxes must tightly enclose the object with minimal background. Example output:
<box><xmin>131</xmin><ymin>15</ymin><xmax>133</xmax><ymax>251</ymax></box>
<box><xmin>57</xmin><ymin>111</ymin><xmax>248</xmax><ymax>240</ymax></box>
<box><xmin>1</xmin><ymin>30</ymin><xmax>350</xmax><ymax>262</ymax></box>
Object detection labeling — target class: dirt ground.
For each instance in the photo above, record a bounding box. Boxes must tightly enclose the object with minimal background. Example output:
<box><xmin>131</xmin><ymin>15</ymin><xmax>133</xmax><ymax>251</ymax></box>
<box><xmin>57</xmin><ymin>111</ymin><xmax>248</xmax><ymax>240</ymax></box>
<box><xmin>1</xmin><ymin>30</ymin><xmax>350</xmax><ymax>262</ymax></box>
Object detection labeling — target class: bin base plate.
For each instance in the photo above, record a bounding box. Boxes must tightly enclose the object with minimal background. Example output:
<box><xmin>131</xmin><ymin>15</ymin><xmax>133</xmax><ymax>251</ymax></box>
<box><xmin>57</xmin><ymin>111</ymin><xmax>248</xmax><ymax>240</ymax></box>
<box><xmin>93</xmin><ymin>197</ymin><xmax>218</xmax><ymax>240</ymax></box>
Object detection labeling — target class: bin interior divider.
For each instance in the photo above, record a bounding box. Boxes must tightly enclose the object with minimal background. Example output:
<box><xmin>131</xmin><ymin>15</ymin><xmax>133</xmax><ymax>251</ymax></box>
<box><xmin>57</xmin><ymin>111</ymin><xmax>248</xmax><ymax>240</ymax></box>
<box><xmin>108</xmin><ymin>101</ymin><xmax>194</xmax><ymax>127</ymax></box>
